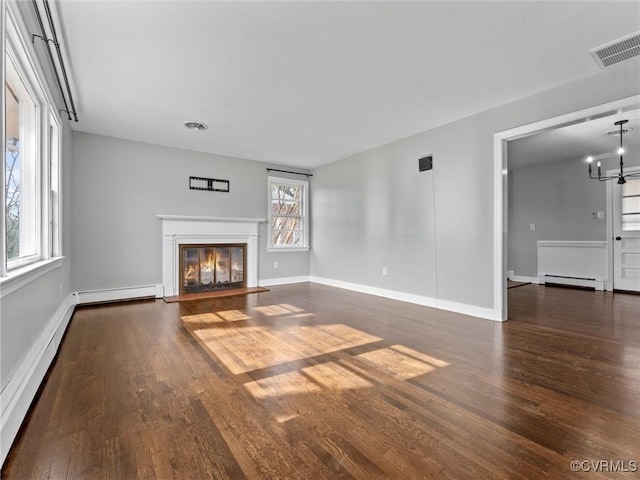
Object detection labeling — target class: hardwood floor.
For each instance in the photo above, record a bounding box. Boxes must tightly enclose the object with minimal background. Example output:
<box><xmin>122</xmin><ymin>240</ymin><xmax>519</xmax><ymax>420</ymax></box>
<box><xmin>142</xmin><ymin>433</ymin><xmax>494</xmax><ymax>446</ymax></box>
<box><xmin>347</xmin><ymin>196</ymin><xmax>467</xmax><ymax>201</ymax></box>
<box><xmin>3</xmin><ymin>283</ymin><xmax>639</xmax><ymax>479</ymax></box>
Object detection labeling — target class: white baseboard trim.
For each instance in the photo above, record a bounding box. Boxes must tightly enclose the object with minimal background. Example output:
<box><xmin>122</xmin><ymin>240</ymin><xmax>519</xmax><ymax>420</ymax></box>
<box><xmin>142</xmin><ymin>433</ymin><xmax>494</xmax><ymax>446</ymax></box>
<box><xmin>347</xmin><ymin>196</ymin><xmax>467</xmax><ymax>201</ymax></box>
<box><xmin>0</xmin><ymin>293</ymin><xmax>76</xmax><ymax>466</ymax></box>
<box><xmin>75</xmin><ymin>284</ymin><xmax>163</xmax><ymax>305</ymax></box>
<box><xmin>309</xmin><ymin>276</ymin><xmax>502</xmax><ymax>321</ymax></box>
<box><xmin>310</xmin><ymin>276</ymin><xmax>437</xmax><ymax>308</ymax></box>
<box><xmin>539</xmin><ymin>274</ymin><xmax>603</xmax><ymax>291</ymax></box>
<box><xmin>510</xmin><ymin>275</ymin><xmax>539</xmax><ymax>284</ymax></box>
<box><xmin>435</xmin><ymin>298</ymin><xmax>500</xmax><ymax>321</ymax></box>
<box><xmin>259</xmin><ymin>276</ymin><xmax>311</xmax><ymax>287</ymax></box>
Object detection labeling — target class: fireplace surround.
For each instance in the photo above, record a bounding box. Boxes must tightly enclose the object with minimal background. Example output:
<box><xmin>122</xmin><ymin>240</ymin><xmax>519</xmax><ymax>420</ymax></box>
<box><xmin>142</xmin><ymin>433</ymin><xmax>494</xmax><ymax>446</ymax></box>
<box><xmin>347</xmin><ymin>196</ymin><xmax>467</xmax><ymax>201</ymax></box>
<box><xmin>158</xmin><ymin>215</ymin><xmax>264</xmax><ymax>297</ymax></box>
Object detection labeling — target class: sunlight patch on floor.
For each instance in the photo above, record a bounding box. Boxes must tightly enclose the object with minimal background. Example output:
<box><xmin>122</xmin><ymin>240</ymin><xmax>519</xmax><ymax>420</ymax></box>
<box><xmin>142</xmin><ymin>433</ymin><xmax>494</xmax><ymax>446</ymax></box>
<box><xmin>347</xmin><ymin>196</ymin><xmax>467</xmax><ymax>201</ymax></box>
<box><xmin>244</xmin><ymin>362</ymin><xmax>372</xmax><ymax>400</ymax></box>
<box><xmin>182</xmin><ymin>310</ymin><xmax>250</xmax><ymax>324</ymax></box>
<box><xmin>181</xmin><ymin>312</ymin><xmax>225</xmax><ymax>324</ymax></box>
<box><xmin>253</xmin><ymin>303</ymin><xmax>305</xmax><ymax>316</ymax></box>
<box><xmin>275</xmin><ymin>413</ymin><xmax>299</xmax><ymax>423</ymax></box>
<box><xmin>302</xmin><ymin>362</ymin><xmax>372</xmax><ymax>390</ymax></box>
<box><xmin>244</xmin><ymin>370</ymin><xmax>322</xmax><ymax>399</ymax></box>
<box><xmin>390</xmin><ymin>344</ymin><xmax>450</xmax><ymax>367</ymax></box>
<box><xmin>357</xmin><ymin>347</ymin><xmax>436</xmax><ymax>380</ymax></box>
<box><xmin>216</xmin><ymin>309</ymin><xmax>251</xmax><ymax>322</ymax></box>
<box><xmin>274</xmin><ymin>312</ymin><xmax>316</xmax><ymax>320</ymax></box>
<box><xmin>192</xmin><ymin>323</ymin><xmax>381</xmax><ymax>375</ymax></box>
<box><xmin>184</xmin><ymin>304</ymin><xmax>448</xmax><ymax>402</ymax></box>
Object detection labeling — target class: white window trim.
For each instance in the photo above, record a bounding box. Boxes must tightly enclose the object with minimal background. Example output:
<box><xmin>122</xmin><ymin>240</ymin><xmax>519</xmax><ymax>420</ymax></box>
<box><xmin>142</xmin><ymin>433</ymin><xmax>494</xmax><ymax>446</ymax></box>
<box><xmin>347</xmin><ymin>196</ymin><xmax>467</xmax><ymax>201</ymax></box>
<box><xmin>48</xmin><ymin>110</ymin><xmax>62</xmax><ymax>257</ymax></box>
<box><xmin>1</xmin><ymin>2</ymin><xmax>63</xmax><ymax>280</ymax></box>
<box><xmin>0</xmin><ymin>0</ymin><xmax>6</xmax><ymax>277</ymax></box>
<box><xmin>267</xmin><ymin>176</ymin><xmax>310</xmax><ymax>252</ymax></box>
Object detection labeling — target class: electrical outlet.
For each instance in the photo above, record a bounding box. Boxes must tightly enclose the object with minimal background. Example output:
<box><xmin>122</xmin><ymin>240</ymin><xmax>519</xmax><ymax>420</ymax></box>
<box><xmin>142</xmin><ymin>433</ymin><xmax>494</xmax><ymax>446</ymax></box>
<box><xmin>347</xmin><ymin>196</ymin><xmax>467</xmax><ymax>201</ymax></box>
<box><xmin>382</xmin><ymin>267</ymin><xmax>388</xmax><ymax>276</ymax></box>
<box><xmin>597</xmin><ymin>211</ymin><xmax>605</xmax><ymax>219</ymax></box>
<box><xmin>530</xmin><ymin>224</ymin><xmax>536</xmax><ymax>231</ymax></box>
<box><xmin>273</xmin><ymin>261</ymin><xmax>278</xmax><ymax>269</ymax></box>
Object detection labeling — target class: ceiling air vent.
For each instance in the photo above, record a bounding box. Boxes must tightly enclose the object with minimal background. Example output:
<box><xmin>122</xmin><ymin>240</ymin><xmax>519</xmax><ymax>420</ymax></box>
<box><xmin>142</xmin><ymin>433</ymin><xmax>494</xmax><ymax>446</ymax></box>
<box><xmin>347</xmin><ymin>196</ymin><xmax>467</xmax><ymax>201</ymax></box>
<box><xmin>184</xmin><ymin>121</ymin><xmax>208</xmax><ymax>131</ymax></box>
<box><xmin>589</xmin><ymin>31</ymin><xmax>640</xmax><ymax>69</ymax></box>
<box><xmin>604</xmin><ymin>126</ymin><xmax>632</xmax><ymax>137</ymax></box>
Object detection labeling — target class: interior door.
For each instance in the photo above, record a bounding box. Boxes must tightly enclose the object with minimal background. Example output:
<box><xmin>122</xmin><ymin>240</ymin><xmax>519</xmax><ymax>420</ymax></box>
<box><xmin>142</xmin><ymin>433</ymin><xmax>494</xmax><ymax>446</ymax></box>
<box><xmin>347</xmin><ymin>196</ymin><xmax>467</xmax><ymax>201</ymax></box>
<box><xmin>612</xmin><ymin>171</ymin><xmax>640</xmax><ymax>292</ymax></box>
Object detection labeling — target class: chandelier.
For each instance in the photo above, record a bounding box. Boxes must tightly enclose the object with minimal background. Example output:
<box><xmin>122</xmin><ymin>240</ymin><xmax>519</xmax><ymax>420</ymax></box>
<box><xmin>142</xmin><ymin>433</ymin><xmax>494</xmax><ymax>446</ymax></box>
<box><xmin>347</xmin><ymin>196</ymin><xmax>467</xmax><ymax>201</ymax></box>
<box><xmin>587</xmin><ymin>119</ymin><xmax>640</xmax><ymax>185</ymax></box>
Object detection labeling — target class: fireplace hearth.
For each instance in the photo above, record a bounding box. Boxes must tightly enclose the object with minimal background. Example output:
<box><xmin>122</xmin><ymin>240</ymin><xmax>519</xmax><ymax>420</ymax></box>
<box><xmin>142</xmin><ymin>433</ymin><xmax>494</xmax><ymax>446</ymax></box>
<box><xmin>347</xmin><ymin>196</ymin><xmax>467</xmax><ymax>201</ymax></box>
<box><xmin>179</xmin><ymin>244</ymin><xmax>246</xmax><ymax>294</ymax></box>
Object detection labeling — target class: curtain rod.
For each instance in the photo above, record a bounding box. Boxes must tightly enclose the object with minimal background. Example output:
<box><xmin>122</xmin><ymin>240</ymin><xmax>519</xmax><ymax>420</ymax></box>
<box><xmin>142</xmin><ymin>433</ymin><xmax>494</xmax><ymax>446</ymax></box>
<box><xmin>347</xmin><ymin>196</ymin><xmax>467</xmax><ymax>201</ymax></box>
<box><xmin>266</xmin><ymin>168</ymin><xmax>313</xmax><ymax>177</ymax></box>
<box><xmin>31</xmin><ymin>0</ymin><xmax>78</xmax><ymax>122</ymax></box>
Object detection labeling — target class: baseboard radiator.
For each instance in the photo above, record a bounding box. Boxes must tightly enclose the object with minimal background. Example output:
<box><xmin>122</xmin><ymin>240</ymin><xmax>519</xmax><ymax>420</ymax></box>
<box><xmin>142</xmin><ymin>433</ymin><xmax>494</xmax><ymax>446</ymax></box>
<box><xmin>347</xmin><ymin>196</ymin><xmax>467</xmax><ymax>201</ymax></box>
<box><xmin>537</xmin><ymin>241</ymin><xmax>607</xmax><ymax>291</ymax></box>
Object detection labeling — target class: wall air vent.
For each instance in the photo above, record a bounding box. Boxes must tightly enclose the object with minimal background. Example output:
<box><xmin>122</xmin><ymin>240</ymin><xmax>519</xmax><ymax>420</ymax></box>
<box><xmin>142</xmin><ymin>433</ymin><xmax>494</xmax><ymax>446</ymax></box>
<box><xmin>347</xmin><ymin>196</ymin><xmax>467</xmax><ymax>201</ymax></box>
<box><xmin>589</xmin><ymin>32</ymin><xmax>640</xmax><ymax>69</ymax></box>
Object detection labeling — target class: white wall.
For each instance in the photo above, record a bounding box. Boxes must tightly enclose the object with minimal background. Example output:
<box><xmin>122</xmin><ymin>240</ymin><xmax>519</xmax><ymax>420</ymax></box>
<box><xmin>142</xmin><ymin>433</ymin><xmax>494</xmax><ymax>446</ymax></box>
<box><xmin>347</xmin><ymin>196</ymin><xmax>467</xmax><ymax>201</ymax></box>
<box><xmin>311</xmin><ymin>59</ymin><xmax>640</xmax><ymax>316</ymax></box>
<box><xmin>70</xmin><ymin>132</ymin><xmax>310</xmax><ymax>292</ymax></box>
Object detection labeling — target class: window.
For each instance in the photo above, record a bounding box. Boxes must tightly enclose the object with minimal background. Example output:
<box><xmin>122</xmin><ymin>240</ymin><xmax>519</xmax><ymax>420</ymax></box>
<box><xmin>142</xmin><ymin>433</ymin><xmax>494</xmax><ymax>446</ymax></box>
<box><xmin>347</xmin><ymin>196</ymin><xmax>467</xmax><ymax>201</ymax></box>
<box><xmin>2</xmin><ymin>8</ymin><xmax>62</xmax><ymax>276</ymax></box>
<box><xmin>621</xmin><ymin>178</ymin><xmax>640</xmax><ymax>231</ymax></box>
<box><xmin>5</xmin><ymin>83</ymin><xmax>21</xmax><ymax>260</ymax></box>
<box><xmin>268</xmin><ymin>176</ymin><xmax>309</xmax><ymax>251</ymax></box>
<box><xmin>5</xmin><ymin>52</ymin><xmax>38</xmax><ymax>265</ymax></box>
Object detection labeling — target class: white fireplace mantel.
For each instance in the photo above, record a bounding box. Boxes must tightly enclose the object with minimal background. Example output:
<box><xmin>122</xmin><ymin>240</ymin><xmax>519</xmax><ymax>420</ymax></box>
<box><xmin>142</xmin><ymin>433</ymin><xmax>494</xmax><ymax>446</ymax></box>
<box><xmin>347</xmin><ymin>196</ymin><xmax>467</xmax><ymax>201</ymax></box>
<box><xmin>158</xmin><ymin>215</ymin><xmax>266</xmax><ymax>297</ymax></box>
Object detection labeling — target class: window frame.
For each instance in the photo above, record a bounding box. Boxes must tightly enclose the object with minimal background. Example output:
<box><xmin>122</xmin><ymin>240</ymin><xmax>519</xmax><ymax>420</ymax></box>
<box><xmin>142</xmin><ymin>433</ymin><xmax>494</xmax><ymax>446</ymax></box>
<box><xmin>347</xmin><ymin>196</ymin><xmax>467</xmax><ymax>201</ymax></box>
<box><xmin>48</xmin><ymin>111</ymin><xmax>62</xmax><ymax>257</ymax></box>
<box><xmin>5</xmin><ymin>44</ymin><xmax>41</xmax><ymax>268</ymax></box>
<box><xmin>267</xmin><ymin>176</ymin><xmax>310</xmax><ymax>252</ymax></box>
<box><xmin>1</xmin><ymin>2</ymin><xmax>63</xmax><ymax>280</ymax></box>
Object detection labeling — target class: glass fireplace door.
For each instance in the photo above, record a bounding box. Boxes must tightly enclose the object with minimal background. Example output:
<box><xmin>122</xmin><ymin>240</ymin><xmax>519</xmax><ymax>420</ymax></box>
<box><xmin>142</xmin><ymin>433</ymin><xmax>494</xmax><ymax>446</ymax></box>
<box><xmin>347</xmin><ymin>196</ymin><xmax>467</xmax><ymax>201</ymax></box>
<box><xmin>180</xmin><ymin>244</ymin><xmax>246</xmax><ymax>294</ymax></box>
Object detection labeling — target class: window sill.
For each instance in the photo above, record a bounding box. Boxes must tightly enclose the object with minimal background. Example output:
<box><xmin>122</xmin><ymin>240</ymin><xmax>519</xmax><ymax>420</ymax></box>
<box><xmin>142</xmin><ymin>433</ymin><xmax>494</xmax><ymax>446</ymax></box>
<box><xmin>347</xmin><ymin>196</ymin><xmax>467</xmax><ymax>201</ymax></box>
<box><xmin>266</xmin><ymin>247</ymin><xmax>310</xmax><ymax>253</ymax></box>
<box><xmin>0</xmin><ymin>257</ymin><xmax>65</xmax><ymax>299</ymax></box>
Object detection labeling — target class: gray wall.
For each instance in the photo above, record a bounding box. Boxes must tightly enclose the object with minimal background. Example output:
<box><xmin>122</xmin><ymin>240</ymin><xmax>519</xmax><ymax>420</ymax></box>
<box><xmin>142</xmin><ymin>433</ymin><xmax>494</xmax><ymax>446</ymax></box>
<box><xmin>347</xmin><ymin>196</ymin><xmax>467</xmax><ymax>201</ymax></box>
<box><xmin>70</xmin><ymin>133</ymin><xmax>310</xmax><ymax>291</ymax></box>
<box><xmin>311</xmin><ymin>59</ymin><xmax>640</xmax><ymax>310</ymax></box>
<box><xmin>311</xmin><ymin>136</ymin><xmax>438</xmax><ymax>297</ymax></box>
<box><xmin>1</xmin><ymin>122</ymin><xmax>73</xmax><ymax>391</ymax></box>
<box><xmin>508</xmin><ymin>158</ymin><xmax>613</xmax><ymax>278</ymax></box>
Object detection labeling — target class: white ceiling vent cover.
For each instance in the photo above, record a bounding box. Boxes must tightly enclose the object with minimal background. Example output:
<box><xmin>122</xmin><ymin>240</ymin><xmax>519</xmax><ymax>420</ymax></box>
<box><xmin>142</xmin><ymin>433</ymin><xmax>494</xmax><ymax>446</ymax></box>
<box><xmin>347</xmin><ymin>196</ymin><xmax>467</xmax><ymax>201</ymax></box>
<box><xmin>589</xmin><ymin>31</ymin><xmax>640</xmax><ymax>69</ymax></box>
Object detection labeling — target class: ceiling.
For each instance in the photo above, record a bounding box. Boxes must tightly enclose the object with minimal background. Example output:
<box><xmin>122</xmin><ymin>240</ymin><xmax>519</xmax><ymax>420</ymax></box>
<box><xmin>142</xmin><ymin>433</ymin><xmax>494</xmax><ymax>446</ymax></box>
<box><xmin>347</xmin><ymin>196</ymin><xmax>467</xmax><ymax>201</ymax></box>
<box><xmin>55</xmin><ymin>1</ymin><xmax>640</xmax><ymax>169</ymax></box>
<box><xmin>509</xmin><ymin>109</ymin><xmax>640</xmax><ymax>170</ymax></box>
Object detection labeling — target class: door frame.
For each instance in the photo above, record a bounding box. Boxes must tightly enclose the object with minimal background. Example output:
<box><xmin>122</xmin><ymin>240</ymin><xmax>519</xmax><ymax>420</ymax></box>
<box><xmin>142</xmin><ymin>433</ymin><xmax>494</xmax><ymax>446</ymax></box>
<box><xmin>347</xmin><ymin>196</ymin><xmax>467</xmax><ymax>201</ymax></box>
<box><xmin>493</xmin><ymin>94</ymin><xmax>640</xmax><ymax>321</ymax></box>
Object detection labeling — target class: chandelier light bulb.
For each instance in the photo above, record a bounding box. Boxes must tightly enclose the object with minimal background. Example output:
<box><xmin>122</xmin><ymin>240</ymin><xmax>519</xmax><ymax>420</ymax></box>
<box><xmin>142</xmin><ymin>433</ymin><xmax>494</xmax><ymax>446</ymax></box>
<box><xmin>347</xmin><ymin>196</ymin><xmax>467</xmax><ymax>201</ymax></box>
<box><xmin>587</xmin><ymin>156</ymin><xmax>593</xmax><ymax>163</ymax></box>
<box><xmin>596</xmin><ymin>161</ymin><xmax>602</xmax><ymax>167</ymax></box>
<box><xmin>617</xmin><ymin>147</ymin><xmax>625</xmax><ymax>155</ymax></box>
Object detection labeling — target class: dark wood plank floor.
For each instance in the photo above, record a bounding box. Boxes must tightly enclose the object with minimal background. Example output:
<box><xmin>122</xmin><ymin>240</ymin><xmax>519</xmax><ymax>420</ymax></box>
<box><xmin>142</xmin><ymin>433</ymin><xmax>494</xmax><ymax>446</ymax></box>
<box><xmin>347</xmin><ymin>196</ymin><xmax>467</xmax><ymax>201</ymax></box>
<box><xmin>3</xmin><ymin>283</ymin><xmax>639</xmax><ymax>479</ymax></box>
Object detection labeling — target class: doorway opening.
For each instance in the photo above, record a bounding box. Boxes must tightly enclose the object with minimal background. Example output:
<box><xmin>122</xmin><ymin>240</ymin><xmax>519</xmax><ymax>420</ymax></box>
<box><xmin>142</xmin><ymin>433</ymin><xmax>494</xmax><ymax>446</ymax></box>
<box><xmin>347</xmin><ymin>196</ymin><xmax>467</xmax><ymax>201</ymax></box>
<box><xmin>494</xmin><ymin>95</ymin><xmax>640</xmax><ymax>320</ymax></box>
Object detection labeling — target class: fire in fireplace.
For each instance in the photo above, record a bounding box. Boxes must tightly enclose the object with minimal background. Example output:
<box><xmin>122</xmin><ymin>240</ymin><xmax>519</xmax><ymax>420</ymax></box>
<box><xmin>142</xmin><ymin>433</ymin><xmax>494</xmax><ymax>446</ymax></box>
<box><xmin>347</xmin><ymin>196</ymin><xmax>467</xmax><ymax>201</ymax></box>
<box><xmin>179</xmin><ymin>244</ymin><xmax>246</xmax><ymax>294</ymax></box>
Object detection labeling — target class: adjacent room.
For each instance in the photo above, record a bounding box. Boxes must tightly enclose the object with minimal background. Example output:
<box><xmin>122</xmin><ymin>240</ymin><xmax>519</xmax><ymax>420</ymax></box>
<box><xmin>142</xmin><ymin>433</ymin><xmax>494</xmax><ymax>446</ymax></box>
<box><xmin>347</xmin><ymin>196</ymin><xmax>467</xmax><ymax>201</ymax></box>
<box><xmin>1</xmin><ymin>1</ymin><xmax>639</xmax><ymax>478</ymax></box>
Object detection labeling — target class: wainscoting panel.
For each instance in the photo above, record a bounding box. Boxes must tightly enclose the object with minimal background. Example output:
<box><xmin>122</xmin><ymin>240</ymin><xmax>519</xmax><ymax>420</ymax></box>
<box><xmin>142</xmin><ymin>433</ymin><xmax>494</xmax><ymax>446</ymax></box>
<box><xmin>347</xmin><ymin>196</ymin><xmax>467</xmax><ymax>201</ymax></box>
<box><xmin>0</xmin><ymin>294</ymin><xmax>76</xmax><ymax>465</ymax></box>
<box><xmin>537</xmin><ymin>241</ymin><xmax>607</xmax><ymax>290</ymax></box>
